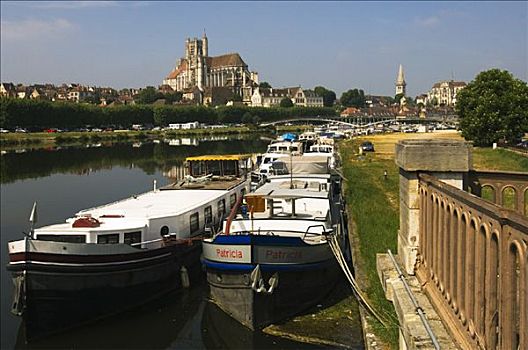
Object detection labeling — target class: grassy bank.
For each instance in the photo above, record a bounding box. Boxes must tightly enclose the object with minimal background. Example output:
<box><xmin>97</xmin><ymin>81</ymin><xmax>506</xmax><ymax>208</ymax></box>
<box><xmin>340</xmin><ymin>131</ymin><xmax>527</xmax><ymax>348</ymax></box>
<box><xmin>340</xmin><ymin>140</ymin><xmax>400</xmax><ymax>347</ymax></box>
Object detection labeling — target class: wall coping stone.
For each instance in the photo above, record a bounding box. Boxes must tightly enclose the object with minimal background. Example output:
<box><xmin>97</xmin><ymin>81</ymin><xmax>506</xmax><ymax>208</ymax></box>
<box><xmin>395</xmin><ymin>139</ymin><xmax>472</xmax><ymax>172</ymax></box>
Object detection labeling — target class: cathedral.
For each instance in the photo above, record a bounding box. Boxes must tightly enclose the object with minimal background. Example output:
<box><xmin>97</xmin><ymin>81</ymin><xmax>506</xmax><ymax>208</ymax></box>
<box><xmin>162</xmin><ymin>33</ymin><xmax>259</xmax><ymax>105</ymax></box>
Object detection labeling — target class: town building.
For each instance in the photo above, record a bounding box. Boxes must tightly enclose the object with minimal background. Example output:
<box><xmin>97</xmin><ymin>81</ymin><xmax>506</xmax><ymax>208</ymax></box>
<box><xmin>0</xmin><ymin>83</ymin><xmax>16</xmax><ymax>97</ymax></box>
<box><xmin>250</xmin><ymin>87</ymin><xmax>323</xmax><ymax>108</ymax></box>
<box><xmin>162</xmin><ymin>33</ymin><xmax>259</xmax><ymax>105</ymax></box>
<box><xmin>427</xmin><ymin>80</ymin><xmax>467</xmax><ymax>106</ymax></box>
<box><xmin>395</xmin><ymin>64</ymin><xmax>406</xmax><ymax>96</ymax></box>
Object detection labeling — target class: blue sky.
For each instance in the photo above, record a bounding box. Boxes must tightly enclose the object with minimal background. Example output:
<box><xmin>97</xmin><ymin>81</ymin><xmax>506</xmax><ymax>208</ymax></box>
<box><xmin>1</xmin><ymin>1</ymin><xmax>526</xmax><ymax>97</ymax></box>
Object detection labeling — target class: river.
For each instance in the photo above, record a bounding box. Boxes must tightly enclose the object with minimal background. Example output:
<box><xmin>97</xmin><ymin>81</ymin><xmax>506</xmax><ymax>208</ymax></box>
<box><xmin>1</xmin><ymin>136</ymin><xmax>361</xmax><ymax>349</ymax></box>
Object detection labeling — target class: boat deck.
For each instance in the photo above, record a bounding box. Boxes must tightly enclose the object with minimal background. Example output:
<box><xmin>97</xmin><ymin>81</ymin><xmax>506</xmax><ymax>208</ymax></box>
<box><xmin>160</xmin><ymin>177</ymin><xmax>246</xmax><ymax>191</ymax></box>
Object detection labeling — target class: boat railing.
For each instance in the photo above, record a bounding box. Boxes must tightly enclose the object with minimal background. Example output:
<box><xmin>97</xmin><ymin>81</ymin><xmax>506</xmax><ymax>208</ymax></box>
<box><xmin>130</xmin><ymin>238</ymin><xmax>163</xmax><ymax>247</ymax></box>
<box><xmin>304</xmin><ymin>224</ymin><xmax>331</xmax><ymax>240</ymax></box>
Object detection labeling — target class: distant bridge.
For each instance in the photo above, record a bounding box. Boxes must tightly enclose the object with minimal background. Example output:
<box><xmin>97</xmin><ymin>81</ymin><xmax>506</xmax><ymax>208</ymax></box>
<box><xmin>259</xmin><ymin>116</ymin><xmax>450</xmax><ymax>128</ymax></box>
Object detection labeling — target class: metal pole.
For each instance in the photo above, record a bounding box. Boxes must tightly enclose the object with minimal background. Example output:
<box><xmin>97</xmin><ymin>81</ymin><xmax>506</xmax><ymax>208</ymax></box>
<box><xmin>387</xmin><ymin>249</ymin><xmax>441</xmax><ymax>350</ymax></box>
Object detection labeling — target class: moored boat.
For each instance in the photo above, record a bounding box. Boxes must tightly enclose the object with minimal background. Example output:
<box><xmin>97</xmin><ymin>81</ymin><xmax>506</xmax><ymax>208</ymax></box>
<box><xmin>6</xmin><ymin>154</ymin><xmax>252</xmax><ymax>339</ymax></box>
<box><xmin>202</xmin><ymin>155</ymin><xmax>349</xmax><ymax>330</ymax></box>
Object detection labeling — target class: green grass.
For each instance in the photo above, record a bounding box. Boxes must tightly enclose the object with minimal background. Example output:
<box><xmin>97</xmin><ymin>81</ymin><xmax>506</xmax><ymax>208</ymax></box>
<box><xmin>473</xmin><ymin>148</ymin><xmax>528</xmax><ymax>172</ymax></box>
<box><xmin>340</xmin><ymin>140</ymin><xmax>400</xmax><ymax>348</ymax></box>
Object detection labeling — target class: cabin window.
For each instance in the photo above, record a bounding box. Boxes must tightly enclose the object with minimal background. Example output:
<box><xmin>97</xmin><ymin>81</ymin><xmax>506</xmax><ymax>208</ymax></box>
<box><xmin>97</xmin><ymin>234</ymin><xmax>119</xmax><ymax>244</ymax></box>
<box><xmin>160</xmin><ymin>226</ymin><xmax>169</xmax><ymax>236</ymax></box>
<box><xmin>190</xmin><ymin>213</ymin><xmax>200</xmax><ymax>234</ymax></box>
<box><xmin>124</xmin><ymin>231</ymin><xmax>142</xmax><ymax>245</ymax></box>
<box><xmin>217</xmin><ymin>199</ymin><xmax>226</xmax><ymax>218</ymax></box>
<box><xmin>230</xmin><ymin>193</ymin><xmax>237</xmax><ymax>208</ymax></box>
<box><xmin>204</xmin><ymin>206</ymin><xmax>213</xmax><ymax>225</ymax></box>
<box><xmin>37</xmin><ymin>235</ymin><xmax>86</xmax><ymax>243</ymax></box>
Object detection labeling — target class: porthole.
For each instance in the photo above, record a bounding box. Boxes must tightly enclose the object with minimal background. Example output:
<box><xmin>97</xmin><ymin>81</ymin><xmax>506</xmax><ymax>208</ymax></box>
<box><xmin>160</xmin><ymin>226</ymin><xmax>169</xmax><ymax>236</ymax></box>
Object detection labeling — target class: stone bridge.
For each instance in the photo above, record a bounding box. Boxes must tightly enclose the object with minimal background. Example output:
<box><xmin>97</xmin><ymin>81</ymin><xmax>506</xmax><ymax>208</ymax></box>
<box><xmin>378</xmin><ymin>140</ymin><xmax>527</xmax><ymax>349</ymax></box>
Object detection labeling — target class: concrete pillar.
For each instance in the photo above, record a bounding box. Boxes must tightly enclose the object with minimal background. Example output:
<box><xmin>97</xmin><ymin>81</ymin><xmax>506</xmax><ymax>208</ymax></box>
<box><xmin>395</xmin><ymin>140</ymin><xmax>472</xmax><ymax>274</ymax></box>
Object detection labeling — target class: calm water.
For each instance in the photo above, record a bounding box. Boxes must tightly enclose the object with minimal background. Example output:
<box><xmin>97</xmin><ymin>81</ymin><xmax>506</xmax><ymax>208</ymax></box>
<box><xmin>1</xmin><ymin>137</ymin><xmax>362</xmax><ymax>349</ymax></box>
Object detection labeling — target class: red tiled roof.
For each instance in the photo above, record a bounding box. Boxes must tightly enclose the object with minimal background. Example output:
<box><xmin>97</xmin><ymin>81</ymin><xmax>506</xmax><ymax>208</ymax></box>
<box><xmin>166</xmin><ymin>60</ymin><xmax>188</xmax><ymax>79</ymax></box>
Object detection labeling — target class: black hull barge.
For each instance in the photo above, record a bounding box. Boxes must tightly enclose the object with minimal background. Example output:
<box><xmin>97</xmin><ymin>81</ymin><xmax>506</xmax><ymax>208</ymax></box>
<box><xmin>6</xmin><ymin>154</ymin><xmax>252</xmax><ymax>339</ymax></box>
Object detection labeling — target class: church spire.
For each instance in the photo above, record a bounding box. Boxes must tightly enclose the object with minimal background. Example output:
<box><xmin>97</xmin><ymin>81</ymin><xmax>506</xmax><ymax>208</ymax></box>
<box><xmin>396</xmin><ymin>64</ymin><xmax>405</xmax><ymax>85</ymax></box>
<box><xmin>395</xmin><ymin>64</ymin><xmax>406</xmax><ymax>96</ymax></box>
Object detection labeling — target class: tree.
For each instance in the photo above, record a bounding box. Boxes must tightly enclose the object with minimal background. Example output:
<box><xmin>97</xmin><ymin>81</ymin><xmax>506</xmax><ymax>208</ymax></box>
<box><xmin>164</xmin><ymin>91</ymin><xmax>182</xmax><ymax>104</ymax></box>
<box><xmin>280</xmin><ymin>98</ymin><xmax>294</xmax><ymax>108</ymax></box>
<box><xmin>259</xmin><ymin>82</ymin><xmax>272</xmax><ymax>88</ymax></box>
<box><xmin>340</xmin><ymin>89</ymin><xmax>366</xmax><ymax>108</ymax></box>
<box><xmin>135</xmin><ymin>86</ymin><xmax>163</xmax><ymax>104</ymax></box>
<box><xmin>456</xmin><ymin>69</ymin><xmax>528</xmax><ymax>146</ymax></box>
<box><xmin>231</xmin><ymin>93</ymin><xmax>243</xmax><ymax>102</ymax></box>
<box><xmin>394</xmin><ymin>93</ymin><xmax>405</xmax><ymax>105</ymax></box>
<box><xmin>314</xmin><ymin>86</ymin><xmax>337</xmax><ymax>107</ymax></box>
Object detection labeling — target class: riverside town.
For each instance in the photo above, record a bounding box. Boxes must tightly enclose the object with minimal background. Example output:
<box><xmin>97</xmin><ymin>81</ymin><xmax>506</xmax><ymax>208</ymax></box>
<box><xmin>1</xmin><ymin>2</ymin><xmax>527</xmax><ymax>350</ymax></box>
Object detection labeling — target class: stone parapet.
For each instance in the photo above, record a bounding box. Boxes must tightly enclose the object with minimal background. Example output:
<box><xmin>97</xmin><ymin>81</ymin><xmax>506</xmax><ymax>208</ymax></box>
<box><xmin>395</xmin><ymin>139</ymin><xmax>471</xmax><ymax>274</ymax></box>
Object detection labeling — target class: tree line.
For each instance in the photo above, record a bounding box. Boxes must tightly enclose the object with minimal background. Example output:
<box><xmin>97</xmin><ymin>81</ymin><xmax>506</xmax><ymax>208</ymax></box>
<box><xmin>0</xmin><ymin>98</ymin><xmax>336</xmax><ymax>129</ymax></box>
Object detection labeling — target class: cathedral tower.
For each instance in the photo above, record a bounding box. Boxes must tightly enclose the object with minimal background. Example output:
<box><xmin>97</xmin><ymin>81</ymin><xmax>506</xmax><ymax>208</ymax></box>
<box><xmin>395</xmin><ymin>64</ymin><xmax>406</xmax><ymax>96</ymax></box>
<box><xmin>202</xmin><ymin>31</ymin><xmax>208</xmax><ymax>57</ymax></box>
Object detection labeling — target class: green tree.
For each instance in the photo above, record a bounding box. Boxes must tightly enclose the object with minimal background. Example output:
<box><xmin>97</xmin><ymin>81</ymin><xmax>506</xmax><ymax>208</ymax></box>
<box><xmin>280</xmin><ymin>98</ymin><xmax>294</xmax><ymax>108</ymax></box>
<box><xmin>231</xmin><ymin>93</ymin><xmax>243</xmax><ymax>102</ymax></box>
<box><xmin>394</xmin><ymin>93</ymin><xmax>405</xmax><ymax>104</ymax></box>
<box><xmin>456</xmin><ymin>69</ymin><xmax>528</xmax><ymax>146</ymax></box>
<box><xmin>136</xmin><ymin>86</ymin><xmax>163</xmax><ymax>104</ymax></box>
<box><xmin>259</xmin><ymin>82</ymin><xmax>272</xmax><ymax>88</ymax></box>
<box><xmin>340</xmin><ymin>89</ymin><xmax>366</xmax><ymax>108</ymax></box>
<box><xmin>314</xmin><ymin>86</ymin><xmax>337</xmax><ymax>107</ymax></box>
<box><xmin>164</xmin><ymin>91</ymin><xmax>182</xmax><ymax>104</ymax></box>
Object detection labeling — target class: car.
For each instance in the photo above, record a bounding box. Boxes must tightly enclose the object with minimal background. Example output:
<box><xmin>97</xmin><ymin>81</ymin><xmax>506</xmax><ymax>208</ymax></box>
<box><xmin>516</xmin><ymin>140</ymin><xmax>528</xmax><ymax>149</ymax></box>
<box><xmin>15</xmin><ymin>128</ymin><xmax>27</xmax><ymax>133</ymax></box>
<box><xmin>0</xmin><ymin>128</ymin><xmax>9</xmax><ymax>133</ymax></box>
<box><xmin>361</xmin><ymin>141</ymin><xmax>375</xmax><ymax>152</ymax></box>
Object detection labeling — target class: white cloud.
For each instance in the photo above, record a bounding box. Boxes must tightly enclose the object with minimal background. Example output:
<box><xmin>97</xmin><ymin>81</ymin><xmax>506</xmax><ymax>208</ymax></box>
<box><xmin>1</xmin><ymin>18</ymin><xmax>74</xmax><ymax>41</ymax></box>
<box><xmin>414</xmin><ymin>16</ymin><xmax>440</xmax><ymax>28</ymax></box>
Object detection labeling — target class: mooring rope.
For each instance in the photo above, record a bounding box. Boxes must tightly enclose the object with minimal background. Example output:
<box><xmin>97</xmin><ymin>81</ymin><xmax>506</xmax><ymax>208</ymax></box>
<box><xmin>328</xmin><ymin>233</ymin><xmax>392</xmax><ymax>328</ymax></box>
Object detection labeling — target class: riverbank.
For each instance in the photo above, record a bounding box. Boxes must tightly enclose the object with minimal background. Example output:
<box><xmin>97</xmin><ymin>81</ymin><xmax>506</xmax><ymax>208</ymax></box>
<box><xmin>339</xmin><ymin>131</ymin><xmax>527</xmax><ymax>349</ymax></box>
<box><xmin>0</xmin><ymin>126</ymin><xmax>254</xmax><ymax>150</ymax></box>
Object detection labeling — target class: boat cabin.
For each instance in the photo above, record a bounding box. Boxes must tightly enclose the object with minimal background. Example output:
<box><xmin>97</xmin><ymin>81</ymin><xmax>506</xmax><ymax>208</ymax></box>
<box><xmin>32</xmin><ymin>155</ymin><xmax>252</xmax><ymax>247</ymax></box>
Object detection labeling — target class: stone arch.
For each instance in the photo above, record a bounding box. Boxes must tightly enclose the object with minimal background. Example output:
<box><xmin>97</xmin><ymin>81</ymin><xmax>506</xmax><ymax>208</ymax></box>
<box><xmin>524</xmin><ymin>188</ymin><xmax>528</xmax><ymax>216</ymax></box>
<box><xmin>465</xmin><ymin>218</ymin><xmax>478</xmax><ymax>333</ymax></box>
<box><xmin>481</xmin><ymin>185</ymin><xmax>496</xmax><ymax>203</ymax></box>
<box><xmin>504</xmin><ymin>242</ymin><xmax>523</xmax><ymax>349</ymax></box>
<box><xmin>486</xmin><ymin>230</ymin><xmax>500</xmax><ymax>349</ymax></box>
<box><xmin>501</xmin><ymin>186</ymin><xmax>517</xmax><ymax>210</ymax></box>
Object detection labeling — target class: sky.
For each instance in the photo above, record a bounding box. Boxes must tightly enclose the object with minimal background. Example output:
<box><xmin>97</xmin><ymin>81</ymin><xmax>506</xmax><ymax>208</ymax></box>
<box><xmin>1</xmin><ymin>1</ymin><xmax>526</xmax><ymax>97</ymax></box>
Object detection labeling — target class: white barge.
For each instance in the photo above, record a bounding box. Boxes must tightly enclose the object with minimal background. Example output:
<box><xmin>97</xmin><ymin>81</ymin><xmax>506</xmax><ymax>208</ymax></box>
<box><xmin>6</xmin><ymin>154</ymin><xmax>251</xmax><ymax>339</ymax></box>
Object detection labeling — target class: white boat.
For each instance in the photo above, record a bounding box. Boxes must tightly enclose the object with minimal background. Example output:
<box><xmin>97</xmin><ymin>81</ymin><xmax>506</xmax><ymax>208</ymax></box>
<box><xmin>6</xmin><ymin>154</ymin><xmax>252</xmax><ymax>339</ymax></box>
<box><xmin>202</xmin><ymin>155</ymin><xmax>349</xmax><ymax>330</ymax></box>
<box><xmin>258</xmin><ymin>140</ymin><xmax>302</xmax><ymax>176</ymax></box>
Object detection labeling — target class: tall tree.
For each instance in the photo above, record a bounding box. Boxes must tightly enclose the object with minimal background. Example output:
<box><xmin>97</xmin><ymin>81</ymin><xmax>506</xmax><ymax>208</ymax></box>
<box><xmin>280</xmin><ymin>98</ymin><xmax>294</xmax><ymax>108</ymax></box>
<box><xmin>314</xmin><ymin>86</ymin><xmax>337</xmax><ymax>107</ymax></box>
<box><xmin>340</xmin><ymin>89</ymin><xmax>366</xmax><ymax>108</ymax></box>
<box><xmin>456</xmin><ymin>69</ymin><xmax>528</xmax><ymax>146</ymax></box>
<box><xmin>135</xmin><ymin>86</ymin><xmax>163</xmax><ymax>104</ymax></box>
<box><xmin>259</xmin><ymin>82</ymin><xmax>272</xmax><ymax>88</ymax></box>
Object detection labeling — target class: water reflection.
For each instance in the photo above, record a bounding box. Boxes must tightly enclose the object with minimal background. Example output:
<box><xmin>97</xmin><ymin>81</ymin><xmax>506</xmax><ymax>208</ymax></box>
<box><xmin>0</xmin><ymin>137</ymin><xmax>269</xmax><ymax>184</ymax></box>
